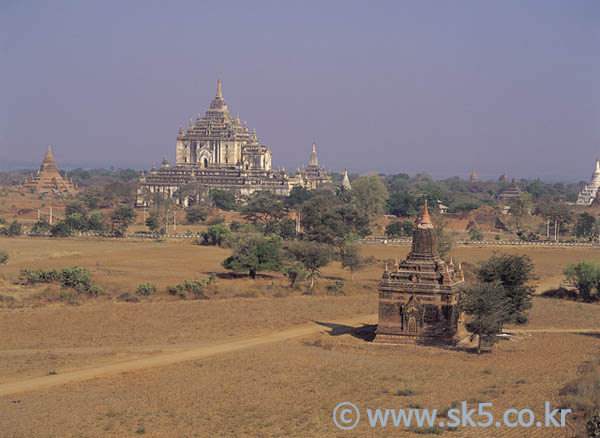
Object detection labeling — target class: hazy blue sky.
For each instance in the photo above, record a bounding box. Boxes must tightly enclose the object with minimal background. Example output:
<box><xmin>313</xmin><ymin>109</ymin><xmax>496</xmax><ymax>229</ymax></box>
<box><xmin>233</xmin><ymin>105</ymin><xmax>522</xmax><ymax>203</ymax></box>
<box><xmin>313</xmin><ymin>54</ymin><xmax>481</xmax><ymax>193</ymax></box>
<box><xmin>1</xmin><ymin>1</ymin><xmax>599</xmax><ymax>181</ymax></box>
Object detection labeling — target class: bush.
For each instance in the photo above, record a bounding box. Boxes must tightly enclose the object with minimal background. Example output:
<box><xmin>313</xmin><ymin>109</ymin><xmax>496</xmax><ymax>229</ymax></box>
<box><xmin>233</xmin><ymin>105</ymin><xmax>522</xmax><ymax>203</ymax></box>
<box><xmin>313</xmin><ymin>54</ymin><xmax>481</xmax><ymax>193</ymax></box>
<box><xmin>20</xmin><ymin>266</ymin><xmax>102</xmax><ymax>296</ymax></box>
<box><xmin>325</xmin><ymin>280</ymin><xmax>345</xmax><ymax>294</ymax></box>
<box><xmin>60</xmin><ymin>266</ymin><xmax>92</xmax><ymax>293</ymax></box>
<box><xmin>385</xmin><ymin>220</ymin><xmax>414</xmax><ymax>238</ymax></box>
<box><xmin>185</xmin><ymin>208</ymin><xmax>208</xmax><ymax>224</ymax></box>
<box><xmin>135</xmin><ymin>283</ymin><xmax>157</xmax><ymax>296</ymax></box>
<box><xmin>50</xmin><ymin>221</ymin><xmax>73</xmax><ymax>237</ymax></box>
<box><xmin>31</xmin><ymin>220</ymin><xmax>52</xmax><ymax>236</ymax></box>
<box><xmin>0</xmin><ymin>250</ymin><xmax>8</xmax><ymax>265</ymax></box>
<box><xmin>20</xmin><ymin>268</ymin><xmax>60</xmax><ymax>284</ymax></box>
<box><xmin>563</xmin><ymin>261</ymin><xmax>600</xmax><ymax>302</ymax></box>
<box><xmin>200</xmin><ymin>224</ymin><xmax>232</xmax><ymax>247</ymax></box>
<box><xmin>166</xmin><ymin>279</ymin><xmax>208</xmax><ymax>299</ymax></box>
<box><xmin>0</xmin><ymin>220</ymin><xmax>22</xmax><ymax>237</ymax></box>
<box><xmin>210</xmin><ymin>189</ymin><xmax>237</xmax><ymax>211</ymax></box>
<box><xmin>469</xmin><ymin>228</ymin><xmax>484</xmax><ymax>241</ymax></box>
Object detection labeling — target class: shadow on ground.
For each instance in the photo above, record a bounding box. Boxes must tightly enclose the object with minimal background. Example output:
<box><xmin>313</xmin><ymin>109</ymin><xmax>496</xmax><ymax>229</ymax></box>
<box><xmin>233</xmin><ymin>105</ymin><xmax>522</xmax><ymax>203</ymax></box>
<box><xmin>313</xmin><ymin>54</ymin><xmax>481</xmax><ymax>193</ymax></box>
<box><xmin>314</xmin><ymin>321</ymin><xmax>377</xmax><ymax>342</ymax></box>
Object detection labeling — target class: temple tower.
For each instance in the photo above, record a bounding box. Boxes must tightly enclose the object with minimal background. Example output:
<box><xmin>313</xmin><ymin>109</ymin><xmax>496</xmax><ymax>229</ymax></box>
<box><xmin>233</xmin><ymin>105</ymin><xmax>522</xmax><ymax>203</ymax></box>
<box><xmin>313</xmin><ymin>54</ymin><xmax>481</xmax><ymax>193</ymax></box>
<box><xmin>21</xmin><ymin>147</ymin><xmax>77</xmax><ymax>194</ymax></box>
<box><xmin>342</xmin><ymin>170</ymin><xmax>351</xmax><ymax>190</ymax></box>
<box><xmin>374</xmin><ymin>201</ymin><xmax>465</xmax><ymax>344</ymax></box>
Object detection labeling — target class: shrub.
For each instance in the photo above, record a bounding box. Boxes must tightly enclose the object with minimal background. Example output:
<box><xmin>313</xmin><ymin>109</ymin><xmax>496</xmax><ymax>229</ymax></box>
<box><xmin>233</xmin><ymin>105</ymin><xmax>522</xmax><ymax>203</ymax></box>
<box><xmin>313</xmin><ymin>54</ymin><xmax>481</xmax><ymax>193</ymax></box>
<box><xmin>50</xmin><ymin>221</ymin><xmax>73</xmax><ymax>237</ymax></box>
<box><xmin>325</xmin><ymin>280</ymin><xmax>345</xmax><ymax>294</ymax></box>
<box><xmin>60</xmin><ymin>266</ymin><xmax>92</xmax><ymax>292</ymax></box>
<box><xmin>20</xmin><ymin>268</ymin><xmax>60</xmax><ymax>284</ymax></box>
<box><xmin>469</xmin><ymin>228</ymin><xmax>484</xmax><ymax>241</ymax></box>
<box><xmin>200</xmin><ymin>224</ymin><xmax>232</xmax><ymax>247</ymax></box>
<box><xmin>21</xmin><ymin>266</ymin><xmax>102</xmax><ymax>295</ymax></box>
<box><xmin>210</xmin><ymin>189</ymin><xmax>237</xmax><ymax>211</ymax></box>
<box><xmin>564</xmin><ymin>261</ymin><xmax>600</xmax><ymax>302</ymax></box>
<box><xmin>0</xmin><ymin>220</ymin><xmax>22</xmax><ymax>237</ymax></box>
<box><xmin>0</xmin><ymin>250</ymin><xmax>8</xmax><ymax>265</ymax></box>
<box><xmin>166</xmin><ymin>279</ymin><xmax>208</xmax><ymax>299</ymax></box>
<box><xmin>385</xmin><ymin>220</ymin><xmax>414</xmax><ymax>238</ymax></box>
<box><xmin>185</xmin><ymin>208</ymin><xmax>208</xmax><ymax>224</ymax></box>
<box><xmin>135</xmin><ymin>283</ymin><xmax>157</xmax><ymax>296</ymax></box>
<box><xmin>31</xmin><ymin>220</ymin><xmax>52</xmax><ymax>236</ymax></box>
<box><xmin>229</xmin><ymin>221</ymin><xmax>242</xmax><ymax>232</ymax></box>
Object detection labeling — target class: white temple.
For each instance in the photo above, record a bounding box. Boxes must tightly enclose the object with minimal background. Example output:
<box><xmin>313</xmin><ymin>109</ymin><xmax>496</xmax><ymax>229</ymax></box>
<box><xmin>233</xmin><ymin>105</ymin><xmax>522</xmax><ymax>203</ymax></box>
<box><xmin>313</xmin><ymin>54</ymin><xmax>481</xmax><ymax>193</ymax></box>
<box><xmin>576</xmin><ymin>159</ymin><xmax>600</xmax><ymax>205</ymax></box>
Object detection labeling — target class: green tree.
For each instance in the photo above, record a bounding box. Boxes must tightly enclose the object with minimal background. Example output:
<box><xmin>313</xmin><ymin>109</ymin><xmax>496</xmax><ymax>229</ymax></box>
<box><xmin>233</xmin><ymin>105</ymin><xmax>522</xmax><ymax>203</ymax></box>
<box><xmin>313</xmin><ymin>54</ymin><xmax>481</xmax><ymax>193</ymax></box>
<box><xmin>50</xmin><ymin>221</ymin><xmax>73</xmax><ymax>237</ymax></box>
<box><xmin>574</xmin><ymin>213</ymin><xmax>598</xmax><ymax>239</ymax></box>
<box><xmin>210</xmin><ymin>189</ymin><xmax>237</xmax><ymax>211</ymax></box>
<box><xmin>563</xmin><ymin>261</ymin><xmax>599</xmax><ymax>302</ymax></box>
<box><xmin>508</xmin><ymin>192</ymin><xmax>532</xmax><ymax>230</ymax></box>
<box><xmin>285</xmin><ymin>240</ymin><xmax>334</xmax><ymax>288</ymax></box>
<box><xmin>300</xmin><ymin>193</ymin><xmax>370</xmax><ymax>246</ymax></box>
<box><xmin>110</xmin><ymin>206</ymin><xmax>136</xmax><ymax>236</ymax></box>
<box><xmin>240</xmin><ymin>191</ymin><xmax>285</xmax><ymax>231</ymax></box>
<box><xmin>340</xmin><ymin>239</ymin><xmax>366</xmax><ymax>280</ymax></box>
<box><xmin>186</xmin><ymin>208</ymin><xmax>208</xmax><ymax>224</ymax></box>
<box><xmin>222</xmin><ymin>234</ymin><xmax>282</xmax><ymax>279</ymax></box>
<box><xmin>462</xmin><ymin>282</ymin><xmax>510</xmax><ymax>354</ymax></box>
<box><xmin>31</xmin><ymin>220</ymin><xmax>52</xmax><ymax>236</ymax></box>
<box><xmin>286</xmin><ymin>186</ymin><xmax>312</xmax><ymax>208</ymax></box>
<box><xmin>434</xmin><ymin>218</ymin><xmax>453</xmax><ymax>259</ymax></box>
<box><xmin>386</xmin><ymin>191</ymin><xmax>418</xmax><ymax>217</ymax></box>
<box><xmin>351</xmin><ymin>175</ymin><xmax>389</xmax><ymax>216</ymax></box>
<box><xmin>0</xmin><ymin>220</ymin><xmax>22</xmax><ymax>237</ymax></box>
<box><xmin>469</xmin><ymin>228</ymin><xmax>484</xmax><ymax>241</ymax></box>
<box><xmin>65</xmin><ymin>201</ymin><xmax>87</xmax><ymax>217</ymax></box>
<box><xmin>87</xmin><ymin>211</ymin><xmax>105</xmax><ymax>232</ymax></box>
<box><xmin>283</xmin><ymin>262</ymin><xmax>307</xmax><ymax>288</ymax></box>
<box><xmin>65</xmin><ymin>212</ymin><xmax>89</xmax><ymax>232</ymax></box>
<box><xmin>476</xmin><ymin>254</ymin><xmax>536</xmax><ymax>324</ymax></box>
<box><xmin>201</xmin><ymin>223</ymin><xmax>232</xmax><ymax>247</ymax></box>
<box><xmin>277</xmin><ymin>217</ymin><xmax>297</xmax><ymax>240</ymax></box>
<box><xmin>385</xmin><ymin>220</ymin><xmax>414</xmax><ymax>238</ymax></box>
<box><xmin>535</xmin><ymin>202</ymin><xmax>574</xmax><ymax>241</ymax></box>
<box><xmin>145</xmin><ymin>212</ymin><xmax>162</xmax><ymax>233</ymax></box>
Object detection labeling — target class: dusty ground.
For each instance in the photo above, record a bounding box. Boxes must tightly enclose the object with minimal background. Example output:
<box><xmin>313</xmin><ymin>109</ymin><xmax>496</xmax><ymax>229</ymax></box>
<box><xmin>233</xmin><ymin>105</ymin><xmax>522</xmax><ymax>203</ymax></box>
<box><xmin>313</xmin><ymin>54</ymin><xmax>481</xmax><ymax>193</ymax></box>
<box><xmin>0</xmin><ymin>237</ymin><xmax>599</xmax><ymax>437</ymax></box>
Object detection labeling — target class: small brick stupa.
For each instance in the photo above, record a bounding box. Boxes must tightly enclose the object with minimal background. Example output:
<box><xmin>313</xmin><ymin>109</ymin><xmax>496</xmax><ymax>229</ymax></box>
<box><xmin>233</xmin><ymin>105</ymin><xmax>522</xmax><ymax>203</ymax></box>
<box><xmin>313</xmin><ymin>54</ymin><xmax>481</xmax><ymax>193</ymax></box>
<box><xmin>22</xmin><ymin>146</ymin><xmax>77</xmax><ymax>194</ymax></box>
<box><xmin>375</xmin><ymin>200</ymin><xmax>465</xmax><ymax>344</ymax></box>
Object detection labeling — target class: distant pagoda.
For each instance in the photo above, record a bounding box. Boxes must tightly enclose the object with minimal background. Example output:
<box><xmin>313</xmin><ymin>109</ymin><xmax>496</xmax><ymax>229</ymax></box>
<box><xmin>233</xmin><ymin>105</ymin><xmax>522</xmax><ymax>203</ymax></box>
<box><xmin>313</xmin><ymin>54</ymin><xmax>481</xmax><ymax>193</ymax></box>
<box><xmin>342</xmin><ymin>170</ymin><xmax>351</xmax><ymax>191</ymax></box>
<box><xmin>374</xmin><ymin>201</ymin><xmax>465</xmax><ymax>344</ymax></box>
<box><xmin>576</xmin><ymin>159</ymin><xmax>600</xmax><ymax>205</ymax></box>
<box><xmin>497</xmin><ymin>178</ymin><xmax>521</xmax><ymax>203</ymax></box>
<box><xmin>469</xmin><ymin>170</ymin><xmax>478</xmax><ymax>182</ymax></box>
<box><xmin>22</xmin><ymin>147</ymin><xmax>77</xmax><ymax>194</ymax></box>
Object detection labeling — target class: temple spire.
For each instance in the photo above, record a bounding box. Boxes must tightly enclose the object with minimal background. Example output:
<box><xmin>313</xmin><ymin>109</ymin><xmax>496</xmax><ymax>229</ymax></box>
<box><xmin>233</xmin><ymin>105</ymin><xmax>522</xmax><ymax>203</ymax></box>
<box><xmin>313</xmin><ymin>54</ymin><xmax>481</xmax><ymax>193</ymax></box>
<box><xmin>417</xmin><ymin>199</ymin><xmax>433</xmax><ymax>228</ymax></box>
<box><xmin>216</xmin><ymin>78</ymin><xmax>223</xmax><ymax>98</ymax></box>
<box><xmin>41</xmin><ymin>146</ymin><xmax>58</xmax><ymax>173</ymax></box>
<box><xmin>309</xmin><ymin>142</ymin><xmax>318</xmax><ymax>167</ymax></box>
<box><xmin>342</xmin><ymin>170</ymin><xmax>351</xmax><ymax>190</ymax></box>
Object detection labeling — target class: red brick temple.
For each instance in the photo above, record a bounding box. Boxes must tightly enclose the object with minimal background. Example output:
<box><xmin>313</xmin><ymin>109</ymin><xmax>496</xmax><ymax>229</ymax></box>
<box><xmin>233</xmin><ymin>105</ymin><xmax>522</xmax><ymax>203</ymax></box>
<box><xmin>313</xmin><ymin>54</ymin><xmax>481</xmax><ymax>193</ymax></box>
<box><xmin>375</xmin><ymin>201</ymin><xmax>465</xmax><ymax>344</ymax></box>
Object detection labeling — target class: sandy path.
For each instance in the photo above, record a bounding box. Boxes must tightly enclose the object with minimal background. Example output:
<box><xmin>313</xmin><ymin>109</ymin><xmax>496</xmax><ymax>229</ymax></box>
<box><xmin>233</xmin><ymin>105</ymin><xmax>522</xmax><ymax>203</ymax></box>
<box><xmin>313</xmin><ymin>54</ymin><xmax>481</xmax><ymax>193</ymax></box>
<box><xmin>0</xmin><ymin>314</ymin><xmax>378</xmax><ymax>398</ymax></box>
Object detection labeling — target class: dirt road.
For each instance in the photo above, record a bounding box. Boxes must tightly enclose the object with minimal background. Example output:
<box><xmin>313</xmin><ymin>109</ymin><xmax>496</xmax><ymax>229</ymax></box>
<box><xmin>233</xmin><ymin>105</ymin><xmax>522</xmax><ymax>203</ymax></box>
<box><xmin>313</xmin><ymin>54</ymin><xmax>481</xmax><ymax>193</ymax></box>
<box><xmin>0</xmin><ymin>314</ymin><xmax>378</xmax><ymax>398</ymax></box>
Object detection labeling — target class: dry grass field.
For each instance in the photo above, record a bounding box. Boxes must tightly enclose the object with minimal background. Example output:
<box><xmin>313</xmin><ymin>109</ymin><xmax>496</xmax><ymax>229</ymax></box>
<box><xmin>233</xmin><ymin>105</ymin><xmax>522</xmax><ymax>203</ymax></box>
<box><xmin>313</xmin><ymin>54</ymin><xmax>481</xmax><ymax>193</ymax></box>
<box><xmin>1</xmin><ymin>236</ymin><xmax>599</xmax><ymax>437</ymax></box>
